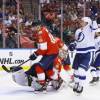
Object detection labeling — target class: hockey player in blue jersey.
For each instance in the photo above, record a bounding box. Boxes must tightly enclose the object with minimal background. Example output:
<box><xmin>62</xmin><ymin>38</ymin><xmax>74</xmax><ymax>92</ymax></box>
<box><xmin>90</xmin><ymin>28</ymin><xmax>100</xmax><ymax>85</ymax></box>
<box><xmin>69</xmin><ymin>17</ymin><xmax>98</xmax><ymax>94</ymax></box>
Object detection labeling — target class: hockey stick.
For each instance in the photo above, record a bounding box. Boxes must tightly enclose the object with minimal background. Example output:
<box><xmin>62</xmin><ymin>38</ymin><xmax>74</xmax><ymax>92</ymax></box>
<box><xmin>2</xmin><ymin>59</ymin><xmax>30</xmax><ymax>73</ymax></box>
<box><xmin>2</xmin><ymin>65</ymin><xmax>11</xmax><ymax>73</ymax></box>
<box><xmin>17</xmin><ymin>59</ymin><xmax>30</xmax><ymax>67</ymax></box>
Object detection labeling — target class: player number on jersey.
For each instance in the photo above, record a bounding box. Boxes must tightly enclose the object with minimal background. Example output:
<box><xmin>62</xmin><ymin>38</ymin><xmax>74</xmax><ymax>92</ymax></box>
<box><xmin>48</xmin><ymin>33</ymin><xmax>56</xmax><ymax>43</ymax></box>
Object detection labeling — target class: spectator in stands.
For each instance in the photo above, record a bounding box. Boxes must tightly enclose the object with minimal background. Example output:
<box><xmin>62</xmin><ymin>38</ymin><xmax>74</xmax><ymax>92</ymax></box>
<box><xmin>5</xmin><ymin>30</ymin><xmax>17</xmax><ymax>48</ymax></box>
<box><xmin>9</xmin><ymin>13</ymin><xmax>16</xmax><ymax>21</ymax></box>
<box><xmin>0</xmin><ymin>0</ymin><xmax>100</xmax><ymax>48</ymax></box>
<box><xmin>0</xmin><ymin>8</ymin><xmax>3</xmax><ymax>19</ymax></box>
<box><xmin>4</xmin><ymin>16</ymin><xmax>12</xmax><ymax>27</ymax></box>
<box><xmin>50</xmin><ymin>18</ymin><xmax>60</xmax><ymax>37</ymax></box>
<box><xmin>25</xmin><ymin>18</ymin><xmax>33</xmax><ymax>27</ymax></box>
<box><xmin>0</xmin><ymin>20</ymin><xmax>3</xmax><ymax>47</ymax></box>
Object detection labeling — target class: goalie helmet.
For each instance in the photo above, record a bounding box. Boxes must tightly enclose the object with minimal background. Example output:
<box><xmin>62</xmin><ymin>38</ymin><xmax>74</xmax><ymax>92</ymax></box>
<box><xmin>58</xmin><ymin>49</ymin><xmax>68</xmax><ymax>60</ymax></box>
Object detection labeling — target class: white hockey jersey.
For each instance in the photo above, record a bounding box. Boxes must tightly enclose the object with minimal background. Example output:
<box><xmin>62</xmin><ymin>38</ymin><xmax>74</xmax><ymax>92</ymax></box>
<box><xmin>95</xmin><ymin>36</ymin><xmax>100</xmax><ymax>52</ymax></box>
<box><xmin>75</xmin><ymin>22</ymin><xmax>97</xmax><ymax>53</ymax></box>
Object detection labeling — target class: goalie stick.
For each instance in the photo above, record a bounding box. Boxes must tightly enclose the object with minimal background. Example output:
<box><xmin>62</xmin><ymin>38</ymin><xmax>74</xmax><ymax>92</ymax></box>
<box><xmin>2</xmin><ymin>59</ymin><xmax>30</xmax><ymax>73</ymax></box>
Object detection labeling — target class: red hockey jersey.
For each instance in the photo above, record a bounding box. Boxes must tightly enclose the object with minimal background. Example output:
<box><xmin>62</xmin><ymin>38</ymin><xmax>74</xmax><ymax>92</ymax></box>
<box><xmin>34</xmin><ymin>27</ymin><xmax>59</xmax><ymax>55</ymax></box>
<box><xmin>55</xmin><ymin>37</ymin><xmax>64</xmax><ymax>48</ymax></box>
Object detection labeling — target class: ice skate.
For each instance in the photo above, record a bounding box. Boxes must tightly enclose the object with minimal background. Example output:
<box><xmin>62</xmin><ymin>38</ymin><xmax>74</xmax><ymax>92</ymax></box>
<box><xmin>51</xmin><ymin>77</ymin><xmax>64</xmax><ymax>90</ymax></box>
<box><xmin>73</xmin><ymin>83</ymin><xmax>83</xmax><ymax>95</ymax></box>
<box><xmin>33</xmin><ymin>81</ymin><xmax>48</xmax><ymax>94</ymax></box>
<box><xmin>89</xmin><ymin>77</ymin><xmax>99</xmax><ymax>85</ymax></box>
<box><xmin>73</xmin><ymin>83</ymin><xmax>79</xmax><ymax>92</ymax></box>
<box><xmin>68</xmin><ymin>75</ymin><xmax>74</xmax><ymax>88</ymax></box>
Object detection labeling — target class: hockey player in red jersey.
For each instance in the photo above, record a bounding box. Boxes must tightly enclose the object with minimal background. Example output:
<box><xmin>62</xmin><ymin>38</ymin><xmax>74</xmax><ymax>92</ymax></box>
<box><xmin>1</xmin><ymin>21</ymin><xmax>68</xmax><ymax>92</ymax></box>
<box><xmin>27</xmin><ymin>20</ymin><xmax>61</xmax><ymax>91</ymax></box>
<box><xmin>1</xmin><ymin>21</ymin><xmax>71</xmax><ymax>92</ymax></box>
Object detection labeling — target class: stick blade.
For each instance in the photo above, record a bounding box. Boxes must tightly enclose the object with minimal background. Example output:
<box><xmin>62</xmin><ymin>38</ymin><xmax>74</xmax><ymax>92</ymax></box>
<box><xmin>2</xmin><ymin>65</ymin><xmax>11</xmax><ymax>73</ymax></box>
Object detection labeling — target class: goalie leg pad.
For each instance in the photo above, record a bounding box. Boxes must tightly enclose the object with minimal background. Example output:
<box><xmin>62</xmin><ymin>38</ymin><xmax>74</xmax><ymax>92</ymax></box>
<box><xmin>12</xmin><ymin>69</ymin><xmax>28</xmax><ymax>86</ymax></box>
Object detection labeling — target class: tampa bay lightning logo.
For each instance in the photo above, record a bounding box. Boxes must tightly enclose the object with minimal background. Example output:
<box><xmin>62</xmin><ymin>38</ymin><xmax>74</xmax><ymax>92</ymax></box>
<box><xmin>76</xmin><ymin>32</ymin><xmax>85</xmax><ymax>42</ymax></box>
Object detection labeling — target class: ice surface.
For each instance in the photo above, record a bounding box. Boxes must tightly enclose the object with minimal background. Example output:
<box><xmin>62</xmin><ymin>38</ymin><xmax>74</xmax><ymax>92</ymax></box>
<box><xmin>0</xmin><ymin>70</ymin><xmax>100</xmax><ymax>100</ymax></box>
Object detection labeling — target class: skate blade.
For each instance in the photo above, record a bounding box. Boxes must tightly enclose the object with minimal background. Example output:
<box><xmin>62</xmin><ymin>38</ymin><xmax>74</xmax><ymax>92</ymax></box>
<box><xmin>68</xmin><ymin>83</ymin><xmax>74</xmax><ymax>89</ymax></box>
<box><xmin>89</xmin><ymin>82</ymin><xmax>98</xmax><ymax>86</ymax></box>
<box><xmin>57</xmin><ymin>81</ymin><xmax>65</xmax><ymax>91</ymax></box>
<box><xmin>33</xmin><ymin>90</ymin><xmax>47</xmax><ymax>94</ymax></box>
<box><xmin>68</xmin><ymin>82</ymin><xmax>75</xmax><ymax>89</ymax></box>
<box><xmin>74</xmin><ymin>91</ymin><xmax>82</xmax><ymax>96</ymax></box>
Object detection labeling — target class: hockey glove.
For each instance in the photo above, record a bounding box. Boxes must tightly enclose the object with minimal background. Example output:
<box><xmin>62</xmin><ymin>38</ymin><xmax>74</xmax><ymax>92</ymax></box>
<box><xmin>90</xmin><ymin>15</ymin><xmax>97</xmax><ymax>21</ymax></box>
<box><xmin>69</xmin><ymin>42</ymin><xmax>76</xmax><ymax>51</ymax></box>
<box><xmin>29</xmin><ymin>52</ymin><xmax>37</xmax><ymax>60</ymax></box>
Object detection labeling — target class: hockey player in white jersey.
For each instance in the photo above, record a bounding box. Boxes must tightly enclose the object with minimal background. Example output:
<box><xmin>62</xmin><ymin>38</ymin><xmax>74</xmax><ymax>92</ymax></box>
<box><xmin>90</xmin><ymin>28</ymin><xmax>100</xmax><ymax>85</ymax></box>
<box><xmin>69</xmin><ymin>17</ymin><xmax>98</xmax><ymax>94</ymax></box>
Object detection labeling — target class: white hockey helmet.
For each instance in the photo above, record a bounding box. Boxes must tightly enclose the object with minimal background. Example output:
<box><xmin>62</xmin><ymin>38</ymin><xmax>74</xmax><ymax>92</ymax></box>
<box><xmin>81</xmin><ymin>17</ymin><xmax>92</xmax><ymax>25</ymax></box>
